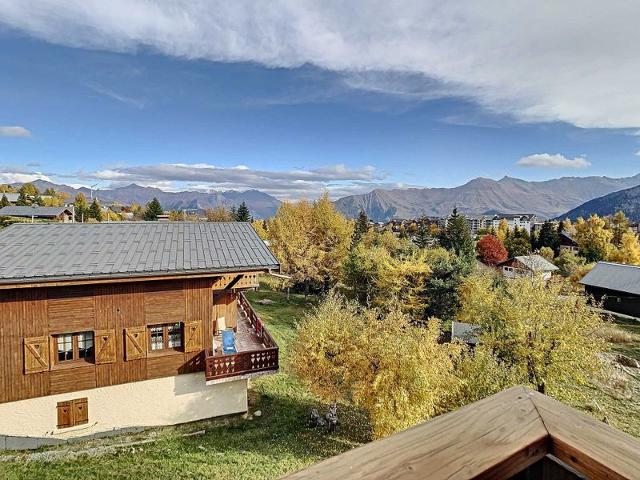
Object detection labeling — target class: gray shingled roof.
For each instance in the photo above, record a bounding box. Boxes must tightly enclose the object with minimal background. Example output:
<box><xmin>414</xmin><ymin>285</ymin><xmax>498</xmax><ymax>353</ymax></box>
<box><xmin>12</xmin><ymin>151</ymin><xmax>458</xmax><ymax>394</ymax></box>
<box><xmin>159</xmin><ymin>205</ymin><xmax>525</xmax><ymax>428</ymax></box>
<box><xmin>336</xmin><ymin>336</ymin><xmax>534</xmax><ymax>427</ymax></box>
<box><xmin>0</xmin><ymin>206</ymin><xmax>72</xmax><ymax>218</ymax></box>
<box><xmin>514</xmin><ymin>255</ymin><xmax>559</xmax><ymax>272</ymax></box>
<box><xmin>0</xmin><ymin>222</ymin><xmax>280</xmax><ymax>285</ymax></box>
<box><xmin>580</xmin><ymin>262</ymin><xmax>640</xmax><ymax>296</ymax></box>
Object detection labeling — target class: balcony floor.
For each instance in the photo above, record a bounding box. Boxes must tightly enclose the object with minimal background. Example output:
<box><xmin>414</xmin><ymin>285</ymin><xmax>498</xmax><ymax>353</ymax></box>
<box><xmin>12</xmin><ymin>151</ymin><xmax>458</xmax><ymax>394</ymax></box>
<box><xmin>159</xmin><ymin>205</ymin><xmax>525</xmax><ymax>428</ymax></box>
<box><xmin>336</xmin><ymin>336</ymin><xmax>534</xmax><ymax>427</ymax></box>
<box><xmin>211</xmin><ymin>306</ymin><xmax>267</xmax><ymax>356</ymax></box>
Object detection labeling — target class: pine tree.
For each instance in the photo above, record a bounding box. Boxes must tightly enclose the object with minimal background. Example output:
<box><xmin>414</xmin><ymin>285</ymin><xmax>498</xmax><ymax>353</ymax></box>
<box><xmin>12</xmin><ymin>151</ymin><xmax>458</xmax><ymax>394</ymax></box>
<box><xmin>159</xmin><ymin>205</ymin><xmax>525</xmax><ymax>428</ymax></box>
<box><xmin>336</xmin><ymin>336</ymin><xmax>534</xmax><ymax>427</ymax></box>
<box><xmin>15</xmin><ymin>191</ymin><xmax>29</xmax><ymax>206</ymax></box>
<box><xmin>143</xmin><ymin>197</ymin><xmax>163</xmax><ymax>221</ymax></box>
<box><xmin>610</xmin><ymin>211</ymin><xmax>630</xmax><ymax>247</ymax></box>
<box><xmin>536</xmin><ymin>220</ymin><xmax>560</xmax><ymax>254</ymax></box>
<box><xmin>88</xmin><ymin>198</ymin><xmax>103</xmax><ymax>222</ymax></box>
<box><xmin>32</xmin><ymin>195</ymin><xmax>44</xmax><ymax>206</ymax></box>
<box><xmin>440</xmin><ymin>208</ymin><xmax>474</xmax><ymax>259</ymax></box>
<box><xmin>352</xmin><ymin>210</ymin><xmax>370</xmax><ymax>246</ymax></box>
<box><xmin>234</xmin><ymin>201</ymin><xmax>251</xmax><ymax>222</ymax></box>
<box><xmin>0</xmin><ymin>194</ymin><xmax>9</xmax><ymax>208</ymax></box>
<box><xmin>414</xmin><ymin>221</ymin><xmax>431</xmax><ymax>249</ymax></box>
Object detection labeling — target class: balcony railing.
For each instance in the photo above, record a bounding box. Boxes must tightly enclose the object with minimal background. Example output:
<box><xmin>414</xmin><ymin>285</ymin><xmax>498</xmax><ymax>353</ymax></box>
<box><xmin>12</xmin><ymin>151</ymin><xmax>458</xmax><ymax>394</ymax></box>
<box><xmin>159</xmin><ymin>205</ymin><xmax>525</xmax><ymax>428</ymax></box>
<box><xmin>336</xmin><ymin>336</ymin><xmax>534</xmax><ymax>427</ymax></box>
<box><xmin>204</xmin><ymin>292</ymin><xmax>279</xmax><ymax>382</ymax></box>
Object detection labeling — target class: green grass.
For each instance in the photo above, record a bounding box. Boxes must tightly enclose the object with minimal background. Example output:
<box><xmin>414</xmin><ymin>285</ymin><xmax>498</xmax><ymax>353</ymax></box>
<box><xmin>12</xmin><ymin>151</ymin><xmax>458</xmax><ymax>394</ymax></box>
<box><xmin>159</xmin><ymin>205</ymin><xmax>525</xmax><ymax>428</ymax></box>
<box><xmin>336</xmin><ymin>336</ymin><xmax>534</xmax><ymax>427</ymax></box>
<box><xmin>607</xmin><ymin>316</ymin><xmax>640</xmax><ymax>362</ymax></box>
<box><xmin>0</xmin><ymin>282</ymin><xmax>369</xmax><ymax>480</ymax></box>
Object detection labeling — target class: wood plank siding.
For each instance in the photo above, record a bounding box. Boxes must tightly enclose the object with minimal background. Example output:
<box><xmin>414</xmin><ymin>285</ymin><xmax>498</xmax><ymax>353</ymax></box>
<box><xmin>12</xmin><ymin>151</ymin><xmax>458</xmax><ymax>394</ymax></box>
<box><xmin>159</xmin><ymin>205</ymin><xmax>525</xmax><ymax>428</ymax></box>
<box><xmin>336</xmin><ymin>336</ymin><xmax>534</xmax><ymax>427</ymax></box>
<box><xmin>0</xmin><ymin>275</ymin><xmax>243</xmax><ymax>404</ymax></box>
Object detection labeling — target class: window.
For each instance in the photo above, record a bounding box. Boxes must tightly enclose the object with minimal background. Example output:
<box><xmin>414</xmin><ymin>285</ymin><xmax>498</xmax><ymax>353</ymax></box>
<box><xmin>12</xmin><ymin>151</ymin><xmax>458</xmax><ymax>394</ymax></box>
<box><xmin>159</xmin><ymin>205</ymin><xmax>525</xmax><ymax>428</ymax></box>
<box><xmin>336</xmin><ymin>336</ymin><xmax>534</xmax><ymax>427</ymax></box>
<box><xmin>148</xmin><ymin>323</ymin><xmax>183</xmax><ymax>352</ymax></box>
<box><xmin>54</xmin><ymin>331</ymin><xmax>94</xmax><ymax>363</ymax></box>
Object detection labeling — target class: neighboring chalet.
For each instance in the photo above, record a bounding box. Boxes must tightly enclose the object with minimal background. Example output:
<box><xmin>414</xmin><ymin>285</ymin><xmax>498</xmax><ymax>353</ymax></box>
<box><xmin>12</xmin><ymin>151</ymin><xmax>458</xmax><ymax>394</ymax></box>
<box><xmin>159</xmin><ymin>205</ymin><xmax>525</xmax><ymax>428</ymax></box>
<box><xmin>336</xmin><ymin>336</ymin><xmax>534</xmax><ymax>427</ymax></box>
<box><xmin>285</xmin><ymin>386</ymin><xmax>640</xmax><ymax>479</ymax></box>
<box><xmin>0</xmin><ymin>222</ymin><xmax>280</xmax><ymax>449</ymax></box>
<box><xmin>580</xmin><ymin>262</ymin><xmax>640</xmax><ymax>318</ymax></box>
<box><xmin>559</xmin><ymin>232</ymin><xmax>579</xmax><ymax>254</ymax></box>
<box><xmin>499</xmin><ymin>255</ymin><xmax>558</xmax><ymax>280</ymax></box>
<box><xmin>0</xmin><ymin>206</ymin><xmax>74</xmax><ymax>222</ymax></box>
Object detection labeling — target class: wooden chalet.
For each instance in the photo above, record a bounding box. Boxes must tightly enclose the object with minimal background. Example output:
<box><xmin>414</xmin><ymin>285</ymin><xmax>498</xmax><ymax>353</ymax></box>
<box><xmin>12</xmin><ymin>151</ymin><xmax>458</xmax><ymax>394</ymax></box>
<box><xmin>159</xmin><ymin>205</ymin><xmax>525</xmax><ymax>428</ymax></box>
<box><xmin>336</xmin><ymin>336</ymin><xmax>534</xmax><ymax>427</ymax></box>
<box><xmin>581</xmin><ymin>261</ymin><xmax>640</xmax><ymax>318</ymax></box>
<box><xmin>499</xmin><ymin>254</ymin><xmax>559</xmax><ymax>280</ymax></box>
<box><xmin>285</xmin><ymin>386</ymin><xmax>640</xmax><ymax>480</ymax></box>
<box><xmin>0</xmin><ymin>222</ymin><xmax>280</xmax><ymax>449</ymax></box>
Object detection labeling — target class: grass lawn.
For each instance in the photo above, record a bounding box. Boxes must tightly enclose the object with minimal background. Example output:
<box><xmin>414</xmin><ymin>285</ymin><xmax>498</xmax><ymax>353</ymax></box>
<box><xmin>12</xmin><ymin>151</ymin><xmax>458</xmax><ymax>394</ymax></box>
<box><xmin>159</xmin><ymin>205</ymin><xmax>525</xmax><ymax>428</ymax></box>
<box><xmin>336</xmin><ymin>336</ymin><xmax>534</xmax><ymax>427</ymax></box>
<box><xmin>0</xmin><ymin>283</ymin><xmax>369</xmax><ymax>480</ymax></box>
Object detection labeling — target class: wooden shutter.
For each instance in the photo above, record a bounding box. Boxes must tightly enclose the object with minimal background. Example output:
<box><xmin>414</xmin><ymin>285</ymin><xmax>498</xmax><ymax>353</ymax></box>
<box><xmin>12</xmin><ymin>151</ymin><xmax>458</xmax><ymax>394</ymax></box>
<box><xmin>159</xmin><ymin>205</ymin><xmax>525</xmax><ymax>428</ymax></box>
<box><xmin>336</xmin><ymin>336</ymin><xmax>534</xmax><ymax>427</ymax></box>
<box><xmin>184</xmin><ymin>321</ymin><xmax>203</xmax><ymax>353</ymax></box>
<box><xmin>124</xmin><ymin>326</ymin><xmax>146</xmax><ymax>360</ymax></box>
<box><xmin>94</xmin><ymin>329</ymin><xmax>117</xmax><ymax>364</ymax></box>
<box><xmin>72</xmin><ymin>398</ymin><xmax>88</xmax><ymax>425</ymax></box>
<box><xmin>24</xmin><ymin>336</ymin><xmax>50</xmax><ymax>374</ymax></box>
<box><xmin>57</xmin><ymin>400</ymin><xmax>73</xmax><ymax>428</ymax></box>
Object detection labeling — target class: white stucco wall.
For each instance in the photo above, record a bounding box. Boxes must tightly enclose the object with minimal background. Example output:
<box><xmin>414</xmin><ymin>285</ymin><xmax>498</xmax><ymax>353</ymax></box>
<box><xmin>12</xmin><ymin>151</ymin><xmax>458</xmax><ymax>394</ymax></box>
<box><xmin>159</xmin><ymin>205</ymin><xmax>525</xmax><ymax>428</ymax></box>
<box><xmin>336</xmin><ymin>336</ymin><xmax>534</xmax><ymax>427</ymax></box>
<box><xmin>0</xmin><ymin>372</ymin><xmax>247</xmax><ymax>440</ymax></box>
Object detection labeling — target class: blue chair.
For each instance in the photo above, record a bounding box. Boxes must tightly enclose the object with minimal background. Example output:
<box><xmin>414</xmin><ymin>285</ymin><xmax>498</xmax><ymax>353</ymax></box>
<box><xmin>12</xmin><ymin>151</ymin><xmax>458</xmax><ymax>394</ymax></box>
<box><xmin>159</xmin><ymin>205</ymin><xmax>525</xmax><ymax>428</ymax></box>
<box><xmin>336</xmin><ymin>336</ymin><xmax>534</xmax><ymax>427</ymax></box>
<box><xmin>221</xmin><ymin>329</ymin><xmax>237</xmax><ymax>354</ymax></box>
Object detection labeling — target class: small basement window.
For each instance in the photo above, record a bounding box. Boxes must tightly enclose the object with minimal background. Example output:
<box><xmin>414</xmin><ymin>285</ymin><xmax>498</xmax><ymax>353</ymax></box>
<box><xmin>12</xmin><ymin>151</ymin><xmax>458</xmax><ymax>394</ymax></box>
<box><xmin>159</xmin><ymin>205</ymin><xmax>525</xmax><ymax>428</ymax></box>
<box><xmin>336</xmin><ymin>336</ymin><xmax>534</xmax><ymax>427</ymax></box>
<box><xmin>57</xmin><ymin>398</ymin><xmax>89</xmax><ymax>429</ymax></box>
<box><xmin>148</xmin><ymin>323</ymin><xmax>183</xmax><ymax>352</ymax></box>
<box><xmin>54</xmin><ymin>331</ymin><xmax>94</xmax><ymax>364</ymax></box>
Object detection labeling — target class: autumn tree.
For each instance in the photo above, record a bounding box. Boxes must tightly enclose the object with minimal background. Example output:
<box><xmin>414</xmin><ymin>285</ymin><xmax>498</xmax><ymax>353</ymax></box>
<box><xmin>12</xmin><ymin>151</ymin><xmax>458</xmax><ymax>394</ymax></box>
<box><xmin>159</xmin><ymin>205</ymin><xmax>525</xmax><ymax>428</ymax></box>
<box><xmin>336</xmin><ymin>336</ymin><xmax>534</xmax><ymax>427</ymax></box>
<box><xmin>19</xmin><ymin>183</ymin><xmax>39</xmax><ymax>197</ymax></box>
<box><xmin>73</xmin><ymin>193</ymin><xmax>89</xmax><ymax>222</ymax></box>
<box><xmin>609</xmin><ymin>231</ymin><xmax>640</xmax><ymax>265</ymax></box>
<box><xmin>0</xmin><ymin>184</ymin><xmax>15</xmax><ymax>193</ymax></box>
<box><xmin>205</xmin><ymin>206</ymin><xmax>234</xmax><ymax>222</ymax></box>
<box><xmin>539</xmin><ymin>246</ymin><xmax>555</xmax><ymax>262</ymax></box>
<box><xmin>458</xmin><ymin>275</ymin><xmax>607</xmax><ymax>394</ymax></box>
<box><xmin>143</xmin><ymin>197</ymin><xmax>163</xmax><ymax>221</ymax></box>
<box><xmin>344</xmin><ymin>232</ymin><xmax>430</xmax><ymax>317</ymax></box>
<box><xmin>234</xmin><ymin>201</ymin><xmax>251</xmax><ymax>222</ymax></box>
<box><xmin>292</xmin><ymin>293</ymin><xmax>461</xmax><ymax>438</ymax></box>
<box><xmin>496</xmin><ymin>218</ymin><xmax>509</xmax><ymax>242</ymax></box>
<box><xmin>574</xmin><ymin>215</ymin><xmax>612</xmax><ymax>262</ymax></box>
<box><xmin>439</xmin><ymin>209</ymin><xmax>474</xmax><ymax>260</ymax></box>
<box><xmin>251</xmin><ymin>219</ymin><xmax>268</xmax><ymax>239</ymax></box>
<box><xmin>476</xmin><ymin>234</ymin><xmax>508</xmax><ymax>266</ymax></box>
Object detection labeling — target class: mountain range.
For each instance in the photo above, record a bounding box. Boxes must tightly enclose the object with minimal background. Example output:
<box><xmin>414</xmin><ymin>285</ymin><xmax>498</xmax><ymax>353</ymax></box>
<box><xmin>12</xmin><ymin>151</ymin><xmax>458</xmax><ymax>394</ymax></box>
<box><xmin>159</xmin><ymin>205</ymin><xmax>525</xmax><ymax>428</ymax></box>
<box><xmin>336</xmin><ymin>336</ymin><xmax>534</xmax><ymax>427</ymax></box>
<box><xmin>561</xmin><ymin>184</ymin><xmax>640</xmax><ymax>222</ymax></box>
<box><xmin>8</xmin><ymin>173</ymin><xmax>640</xmax><ymax>222</ymax></box>
<box><xmin>334</xmin><ymin>174</ymin><xmax>640</xmax><ymax>221</ymax></box>
<box><xmin>21</xmin><ymin>180</ymin><xmax>282</xmax><ymax>219</ymax></box>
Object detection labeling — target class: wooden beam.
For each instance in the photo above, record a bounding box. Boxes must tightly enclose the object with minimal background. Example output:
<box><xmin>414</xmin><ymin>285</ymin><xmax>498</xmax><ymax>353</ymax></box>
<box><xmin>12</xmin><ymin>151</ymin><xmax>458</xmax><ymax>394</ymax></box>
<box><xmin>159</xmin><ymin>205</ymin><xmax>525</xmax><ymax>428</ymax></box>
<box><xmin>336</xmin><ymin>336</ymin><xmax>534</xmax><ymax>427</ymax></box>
<box><xmin>530</xmin><ymin>390</ymin><xmax>640</xmax><ymax>480</ymax></box>
<box><xmin>284</xmin><ymin>386</ymin><xmax>549</xmax><ymax>480</ymax></box>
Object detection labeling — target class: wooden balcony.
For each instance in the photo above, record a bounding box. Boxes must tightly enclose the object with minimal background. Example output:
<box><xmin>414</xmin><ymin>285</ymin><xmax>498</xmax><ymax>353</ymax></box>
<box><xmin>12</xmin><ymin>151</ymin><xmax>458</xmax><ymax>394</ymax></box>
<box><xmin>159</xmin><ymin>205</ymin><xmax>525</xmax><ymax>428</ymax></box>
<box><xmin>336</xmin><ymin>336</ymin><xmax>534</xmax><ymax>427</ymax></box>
<box><xmin>204</xmin><ymin>292</ymin><xmax>279</xmax><ymax>383</ymax></box>
<box><xmin>285</xmin><ymin>386</ymin><xmax>640</xmax><ymax>480</ymax></box>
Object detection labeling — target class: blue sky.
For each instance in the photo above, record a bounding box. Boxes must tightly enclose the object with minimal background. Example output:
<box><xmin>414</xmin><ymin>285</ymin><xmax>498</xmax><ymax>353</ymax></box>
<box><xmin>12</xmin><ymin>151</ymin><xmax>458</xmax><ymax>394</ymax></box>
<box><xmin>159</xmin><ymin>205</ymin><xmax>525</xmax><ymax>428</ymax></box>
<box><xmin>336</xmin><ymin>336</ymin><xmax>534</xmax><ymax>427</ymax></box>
<box><xmin>2</xmin><ymin>1</ymin><xmax>640</xmax><ymax>199</ymax></box>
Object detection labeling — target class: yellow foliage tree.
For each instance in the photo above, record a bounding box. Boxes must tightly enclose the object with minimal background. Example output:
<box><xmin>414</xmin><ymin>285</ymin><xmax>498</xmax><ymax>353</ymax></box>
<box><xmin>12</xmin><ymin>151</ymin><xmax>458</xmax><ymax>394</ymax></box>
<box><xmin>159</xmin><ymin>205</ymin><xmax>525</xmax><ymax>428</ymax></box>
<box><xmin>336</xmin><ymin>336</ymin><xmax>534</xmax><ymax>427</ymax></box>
<box><xmin>574</xmin><ymin>215</ymin><xmax>613</xmax><ymax>262</ymax></box>
<box><xmin>292</xmin><ymin>293</ymin><xmax>461</xmax><ymax>438</ymax></box>
<box><xmin>458</xmin><ymin>275</ymin><xmax>607</xmax><ymax>395</ymax></box>
<box><xmin>267</xmin><ymin>195</ymin><xmax>353</xmax><ymax>291</ymax></box>
<box><xmin>609</xmin><ymin>231</ymin><xmax>640</xmax><ymax>265</ymax></box>
<box><xmin>496</xmin><ymin>218</ymin><xmax>509</xmax><ymax>242</ymax></box>
<box><xmin>204</xmin><ymin>206</ymin><xmax>234</xmax><ymax>222</ymax></box>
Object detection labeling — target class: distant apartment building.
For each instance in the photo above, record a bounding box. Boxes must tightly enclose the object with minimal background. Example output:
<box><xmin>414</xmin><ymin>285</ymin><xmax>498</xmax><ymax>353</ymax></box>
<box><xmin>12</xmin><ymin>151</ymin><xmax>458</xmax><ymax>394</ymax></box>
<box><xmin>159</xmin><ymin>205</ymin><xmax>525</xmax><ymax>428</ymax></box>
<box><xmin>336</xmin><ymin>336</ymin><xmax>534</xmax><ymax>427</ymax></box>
<box><xmin>490</xmin><ymin>213</ymin><xmax>538</xmax><ymax>234</ymax></box>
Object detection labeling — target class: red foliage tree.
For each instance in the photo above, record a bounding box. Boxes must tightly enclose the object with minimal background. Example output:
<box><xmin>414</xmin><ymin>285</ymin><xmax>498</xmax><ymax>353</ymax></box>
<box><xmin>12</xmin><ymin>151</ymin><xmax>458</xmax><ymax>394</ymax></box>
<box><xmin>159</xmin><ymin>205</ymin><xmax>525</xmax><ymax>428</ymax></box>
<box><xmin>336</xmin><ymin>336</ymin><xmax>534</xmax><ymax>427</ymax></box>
<box><xmin>476</xmin><ymin>234</ymin><xmax>508</xmax><ymax>266</ymax></box>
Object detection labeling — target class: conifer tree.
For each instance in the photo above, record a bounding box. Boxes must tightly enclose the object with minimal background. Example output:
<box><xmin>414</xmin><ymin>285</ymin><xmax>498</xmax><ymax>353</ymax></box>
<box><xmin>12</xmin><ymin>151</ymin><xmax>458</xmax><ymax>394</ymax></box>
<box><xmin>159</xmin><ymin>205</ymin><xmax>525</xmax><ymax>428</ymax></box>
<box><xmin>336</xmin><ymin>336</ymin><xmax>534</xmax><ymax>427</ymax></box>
<box><xmin>88</xmin><ymin>198</ymin><xmax>103</xmax><ymax>222</ymax></box>
<box><xmin>414</xmin><ymin>220</ymin><xmax>431</xmax><ymax>249</ymax></box>
<box><xmin>234</xmin><ymin>201</ymin><xmax>251</xmax><ymax>222</ymax></box>
<box><xmin>0</xmin><ymin>194</ymin><xmax>9</xmax><ymax>208</ymax></box>
<box><xmin>352</xmin><ymin>210</ymin><xmax>370</xmax><ymax>246</ymax></box>
<box><xmin>143</xmin><ymin>197</ymin><xmax>163</xmax><ymax>221</ymax></box>
<box><xmin>440</xmin><ymin>208</ymin><xmax>474</xmax><ymax>260</ymax></box>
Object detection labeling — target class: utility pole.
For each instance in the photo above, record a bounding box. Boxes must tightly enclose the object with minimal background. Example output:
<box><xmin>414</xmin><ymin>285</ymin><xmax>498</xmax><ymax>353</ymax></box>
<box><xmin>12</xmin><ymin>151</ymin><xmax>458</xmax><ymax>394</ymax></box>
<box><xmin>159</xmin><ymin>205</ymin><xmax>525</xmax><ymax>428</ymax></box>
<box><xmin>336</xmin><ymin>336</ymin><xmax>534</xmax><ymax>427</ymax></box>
<box><xmin>90</xmin><ymin>183</ymin><xmax>98</xmax><ymax>200</ymax></box>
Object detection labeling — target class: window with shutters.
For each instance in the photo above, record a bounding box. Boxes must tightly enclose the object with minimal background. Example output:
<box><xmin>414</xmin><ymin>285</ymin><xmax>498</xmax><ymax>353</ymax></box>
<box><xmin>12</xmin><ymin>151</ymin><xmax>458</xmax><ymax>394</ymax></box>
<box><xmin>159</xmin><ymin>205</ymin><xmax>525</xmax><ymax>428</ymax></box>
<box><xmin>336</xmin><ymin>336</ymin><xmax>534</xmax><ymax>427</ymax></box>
<box><xmin>53</xmin><ymin>331</ymin><xmax>94</xmax><ymax>365</ymax></box>
<box><xmin>148</xmin><ymin>323</ymin><xmax>183</xmax><ymax>352</ymax></box>
<box><xmin>57</xmin><ymin>398</ymin><xmax>89</xmax><ymax>429</ymax></box>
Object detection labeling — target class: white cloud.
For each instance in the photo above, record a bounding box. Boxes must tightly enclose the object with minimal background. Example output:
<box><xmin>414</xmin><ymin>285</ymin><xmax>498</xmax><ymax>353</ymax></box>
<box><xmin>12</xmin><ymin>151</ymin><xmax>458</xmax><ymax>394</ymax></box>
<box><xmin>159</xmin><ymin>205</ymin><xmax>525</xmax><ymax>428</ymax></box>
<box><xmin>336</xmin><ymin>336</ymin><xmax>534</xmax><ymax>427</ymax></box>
<box><xmin>517</xmin><ymin>153</ymin><xmax>591</xmax><ymax>169</ymax></box>
<box><xmin>0</xmin><ymin>126</ymin><xmax>32</xmax><ymax>137</ymax></box>
<box><xmin>635</xmin><ymin>150</ymin><xmax>640</xmax><ymax>157</ymax></box>
<box><xmin>1</xmin><ymin>2</ymin><xmax>640</xmax><ymax>127</ymax></box>
<box><xmin>0</xmin><ymin>171</ymin><xmax>51</xmax><ymax>183</ymax></box>
<box><xmin>86</xmin><ymin>163</ymin><xmax>382</xmax><ymax>200</ymax></box>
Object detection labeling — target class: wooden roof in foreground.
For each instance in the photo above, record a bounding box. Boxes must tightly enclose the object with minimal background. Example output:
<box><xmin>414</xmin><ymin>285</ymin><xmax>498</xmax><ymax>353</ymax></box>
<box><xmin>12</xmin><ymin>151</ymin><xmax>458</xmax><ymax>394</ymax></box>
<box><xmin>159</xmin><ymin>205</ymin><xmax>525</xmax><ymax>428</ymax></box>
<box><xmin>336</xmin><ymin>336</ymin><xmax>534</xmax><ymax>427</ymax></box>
<box><xmin>284</xmin><ymin>386</ymin><xmax>640</xmax><ymax>480</ymax></box>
